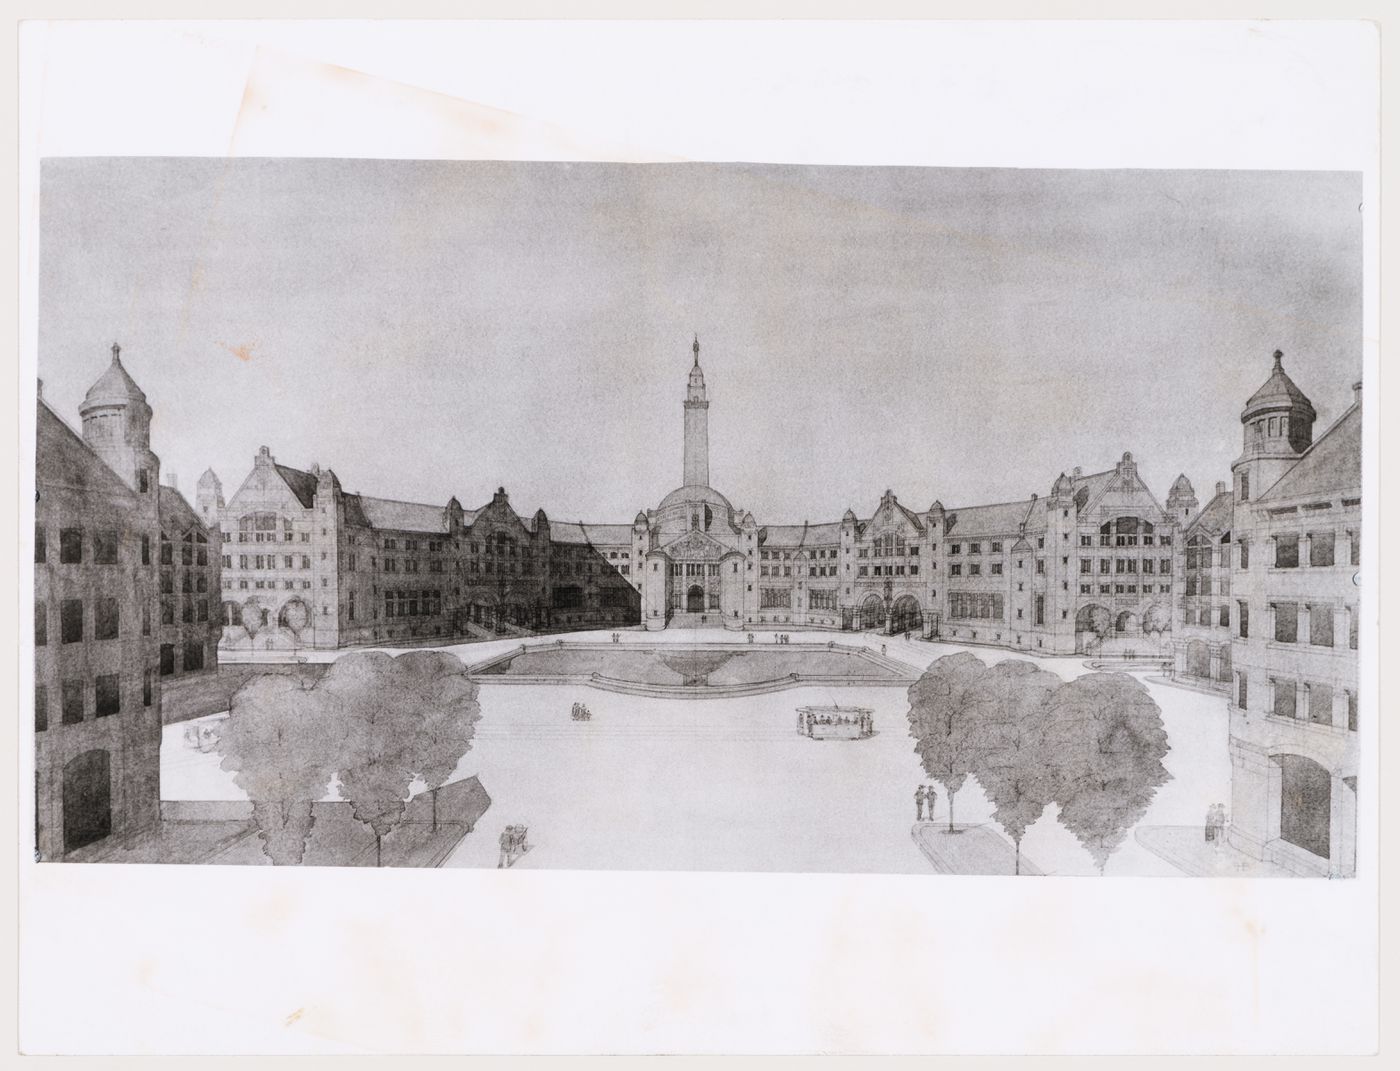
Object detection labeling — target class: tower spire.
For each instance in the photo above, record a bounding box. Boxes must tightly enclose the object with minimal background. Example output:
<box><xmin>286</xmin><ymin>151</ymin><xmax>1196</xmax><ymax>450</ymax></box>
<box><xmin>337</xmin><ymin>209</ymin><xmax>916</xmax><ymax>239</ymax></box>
<box><xmin>111</xmin><ymin>341</ymin><xmax>122</xmax><ymax>363</ymax></box>
<box><xmin>693</xmin><ymin>333</ymin><xmax>700</xmax><ymax>366</ymax></box>
<box><xmin>1273</xmin><ymin>348</ymin><xmax>1284</xmax><ymax>370</ymax></box>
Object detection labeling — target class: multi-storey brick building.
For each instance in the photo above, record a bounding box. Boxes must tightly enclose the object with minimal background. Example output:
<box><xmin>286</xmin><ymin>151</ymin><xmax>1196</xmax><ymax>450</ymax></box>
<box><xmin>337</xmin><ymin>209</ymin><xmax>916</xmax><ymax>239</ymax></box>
<box><xmin>34</xmin><ymin>345</ymin><xmax>221</xmax><ymax>859</ymax></box>
<box><xmin>623</xmin><ymin>339</ymin><xmax>1188</xmax><ymax>653</ymax></box>
<box><xmin>1220</xmin><ymin>353</ymin><xmax>1360</xmax><ymax>876</ymax></box>
<box><xmin>207</xmin><ymin>454</ymin><xmax>642</xmax><ymax>651</ymax></box>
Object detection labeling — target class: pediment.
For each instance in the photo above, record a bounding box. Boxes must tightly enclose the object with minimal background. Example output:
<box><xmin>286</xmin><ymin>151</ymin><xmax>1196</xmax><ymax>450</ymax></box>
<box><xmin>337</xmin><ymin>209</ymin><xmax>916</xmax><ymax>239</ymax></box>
<box><xmin>660</xmin><ymin>529</ymin><xmax>728</xmax><ymax>560</ymax></box>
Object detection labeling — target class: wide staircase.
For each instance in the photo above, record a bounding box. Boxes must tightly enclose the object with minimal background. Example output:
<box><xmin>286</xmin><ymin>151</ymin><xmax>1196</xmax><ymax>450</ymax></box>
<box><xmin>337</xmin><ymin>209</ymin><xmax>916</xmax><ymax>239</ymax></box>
<box><xmin>665</xmin><ymin>611</ymin><xmax>728</xmax><ymax>629</ymax></box>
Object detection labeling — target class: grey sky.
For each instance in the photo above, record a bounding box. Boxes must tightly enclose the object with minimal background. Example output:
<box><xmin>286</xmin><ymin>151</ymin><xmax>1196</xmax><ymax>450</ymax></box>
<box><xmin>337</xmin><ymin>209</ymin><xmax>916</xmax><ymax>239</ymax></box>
<box><xmin>38</xmin><ymin>159</ymin><xmax>1361</xmax><ymax>523</ymax></box>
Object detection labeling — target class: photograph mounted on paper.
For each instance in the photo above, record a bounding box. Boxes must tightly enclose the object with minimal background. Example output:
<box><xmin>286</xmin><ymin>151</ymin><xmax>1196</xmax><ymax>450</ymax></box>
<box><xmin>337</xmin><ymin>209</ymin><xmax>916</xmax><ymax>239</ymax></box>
<box><xmin>31</xmin><ymin>159</ymin><xmax>1361</xmax><ymax>877</ymax></box>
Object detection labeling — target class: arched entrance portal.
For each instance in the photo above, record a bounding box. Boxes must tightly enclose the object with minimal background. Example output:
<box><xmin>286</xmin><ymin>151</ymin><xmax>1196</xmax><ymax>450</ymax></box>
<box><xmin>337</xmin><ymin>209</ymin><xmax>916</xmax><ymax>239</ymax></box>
<box><xmin>859</xmin><ymin>594</ymin><xmax>884</xmax><ymax>630</ymax></box>
<box><xmin>63</xmin><ymin>749</ymin><xmax>111</xmax><ymax>854</ymax></box>
<box><xmin>1278</xmin><ymin>754</ymin><xmax>1331</xmax><ymax>861</ymax></box>
<box><xmin>1186</xmin><ymin>639</ymin><xmax>1211</xmax><ymax>679</ymax></box>
<box><xmin>1116</xmin><ymin>610</ymin><xmax>1140</xmax><ymax>634</ymax></box>
<box><xmin>686</xmin><ymin>585</ymin><xmax>705</xmax><ymax>613</ymax></box>
<box><xmin>891</xmin><ymin>595</ymin><xmax>922</xmax><ymax>635</ymax></box>
<box><xmin>1075</xmin><ymin>603</ymin><xmax>1111</xmax><ymax>653</ymax></box>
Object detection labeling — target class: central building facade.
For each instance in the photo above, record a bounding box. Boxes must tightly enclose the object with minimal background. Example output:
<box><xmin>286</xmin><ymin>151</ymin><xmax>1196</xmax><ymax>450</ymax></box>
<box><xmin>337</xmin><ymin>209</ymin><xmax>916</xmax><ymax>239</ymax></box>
<box><xmin>630</xmin><ymin>339</ymin><xmax>1186</xmax><ymax>652</ymax></box>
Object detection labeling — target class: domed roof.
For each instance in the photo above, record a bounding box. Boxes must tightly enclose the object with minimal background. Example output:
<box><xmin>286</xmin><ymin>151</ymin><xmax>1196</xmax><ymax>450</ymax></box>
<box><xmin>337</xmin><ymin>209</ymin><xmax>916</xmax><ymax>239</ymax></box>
<box><xmin>1051</xmin><ymin>472</ymin><xmax>1074</xmax><ymax>495</ymax></box>
<box><xmin>80</xmin><ymin>344</ymin><xmax>147</xmax><ymax>412</ymax></box>
<box><xmin>1244</xmin><ymin>350</ymin><xmax>1315</xmax><ymax>417</ymax></box>
<box><xmin>658</xmin><ymin>483</ymin><xmax>733</xmax><ymax>514</ymax></box>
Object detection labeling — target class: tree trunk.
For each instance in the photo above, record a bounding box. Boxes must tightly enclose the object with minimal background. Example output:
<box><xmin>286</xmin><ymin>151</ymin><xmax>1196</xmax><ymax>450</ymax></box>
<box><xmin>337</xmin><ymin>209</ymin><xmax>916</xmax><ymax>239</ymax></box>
<box><xmin>1014</xmin><ymin>839</ymin><xmax>1021</xmax><ymax>875</ymax></box>
<box><xmin>947</xmin><ymin>792</ymin><xmax>955</xmax><ymax>834</ymax></box>
<box><xmin>376</xmin><ymin>833</ymin><xmax>382</xmax><ymax>868</ymax></box>
<box><xmin>432</xmin><ymin>788</ymin><xmax>438</xmax><ymax>832</ymax></box>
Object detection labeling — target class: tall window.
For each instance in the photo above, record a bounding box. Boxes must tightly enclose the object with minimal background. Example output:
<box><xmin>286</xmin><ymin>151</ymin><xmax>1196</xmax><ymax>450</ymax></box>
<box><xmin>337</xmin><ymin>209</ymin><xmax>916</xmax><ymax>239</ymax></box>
<box><xmin>1239</xmin><ymin>540</ymin><xmax>1250</xmax><ymax>569</ymax></box>
<box><xmin>95</xmin><ymin>597</ymin><xmax>119</xmax><ymax>640</ymax></box>
<box><xmin>62</xmin><ymin>680</ymin><xmax>84</xmax><ymax>724</ymax></box>
<box><xmin>1237</xmin><ymin>672</ymin><xmax>1248</xmax><ymax>710</ymax></box>
<box><xmin>1273</xmin><ymin>680</ymin><xmax>1296</xmax><ymax>719</ymax></box>
<box><xmin>1240</xmin><ymin>472</ymin><xmax>1250</xmax><ymax>502</ymax></box>
<box><xmin>1309</xmin><ymin>531</ymin><xmax>1335</xmax><ymax>567</ymax></box>
<box><xmin>35</xmin><ymin>684</ymin><xmax>48</xmax><ymax>731</ymax></box>
<box><xmin>34</xmin><ymin>525</ymin><xmax>46</xmax><ymax>563</ymax></box>
<box><xmin>1275</xmin><ymin>533</ymin><xmax>1300</xmax><ymax>569</ymax></box>
<box><xmin>34</xmin><ymin>602</ymin><xmax>47</xmax><ymax>646</ymax></box>
<box><xmin>1273</xmin><ymin>602</ymin><xmax>1298</xmax><ymax>643</ymax></box>
<box><xmin>60</xmin><ymin>599</ymin><xmax>83</xmax><ymax>643</ymax></box>
<box><xmin>1350</xmin><ymin>530</ymin><xmax>1360</xmax><ymax>567</ymax></box>
<box><xmin>93</xmin><ymin>529</ymin><xmax>119</xmax><ymax>564</ymax></box>
<box><xmin>1310</xmin><ymin>606</ymin><xmax>1334</xmax><ymax>647</ymax></box>
<box><xmin>59</xmin><ymin>528</ymin><xmax>82</xmax><ymax>564</ymax></box>
<box><xmin>1348</xmin><ymin>691</ymin><xmax>1357</xmax><ymax>732</ymax></box>
<box><xmin>95</xmin><ymin>674</ymin><xmax>121</xmax><ymax>717</ymax></box>
<box><xmin>1307</xmin><ymin>683</ymin><xmax>1333</xmax><ymax>726</ymax></box>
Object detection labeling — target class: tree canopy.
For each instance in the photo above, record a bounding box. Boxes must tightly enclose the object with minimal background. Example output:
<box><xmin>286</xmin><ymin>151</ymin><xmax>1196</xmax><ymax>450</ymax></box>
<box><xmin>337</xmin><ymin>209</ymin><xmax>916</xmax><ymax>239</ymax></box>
<box><xmin>216</xmin><ymin>650</ymin><xmax>483</xmax><ymax>864</ymax></box>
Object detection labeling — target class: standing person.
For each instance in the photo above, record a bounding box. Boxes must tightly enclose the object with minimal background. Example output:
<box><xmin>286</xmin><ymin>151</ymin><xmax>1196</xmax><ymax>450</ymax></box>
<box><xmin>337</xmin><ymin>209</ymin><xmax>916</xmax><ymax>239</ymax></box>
<box><xmin>915</xmin><ymin>784</ymin><xmax>926</xmax><ymax>822</ymax></box>
<box><xmin>880</xmin><ymin>643</ymin><xmax>887</xmax><ymax>657</ymax></box>
<box><xmin>498</xmin><ymin>826</ymin><xmax>513</xmax><ymax>868</ymax></box>
<box><xmin>1204</xmin><ymin>806</ymin><xmax>1216</xmax><ymax>843</ymax></box>
<box><xmin>925</xmin><ymin>784</ymin><xmax>938</xmax><ymax>823</ymax></box>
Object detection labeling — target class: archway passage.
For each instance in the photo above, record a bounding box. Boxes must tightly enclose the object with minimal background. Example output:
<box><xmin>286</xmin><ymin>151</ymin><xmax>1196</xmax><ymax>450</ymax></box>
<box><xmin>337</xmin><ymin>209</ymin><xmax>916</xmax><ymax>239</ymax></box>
<box><xmin>1115</xmin><ymin>610</ymin><xmax>1140</xmax><ymax>634</ymax></box>
<box><xmin>686</xmin><ymin>585</ymin><xmax>705</xmax><ymax>613</ymax></box>
<box><xmin>1186</xmin><ymin>639</ymin><xmax>1211</xmax><ymax>679</ymax></box>
<box><xmin>859</xmin><ymin>594</ymin><xmax>884</xmax><ymax>631</ymax></box>
<box><xmin>1074</xmin><ymin>603</ymin><xmax>1111</xmax><ymax>653</ymax></box>
<box><xmin>63</xmin><ymin>749</ymin><xmax>111</xmax><ymax>854</ymax></box>
<box><xmin>1279</xmin><ymin>754</ymin><xmax>1331</xmax><ymax>861</ymax></box>
<box><xmin>891</xmin><ymin>595</ymin><xmax>922</xmax><ymax>635</ymax></box>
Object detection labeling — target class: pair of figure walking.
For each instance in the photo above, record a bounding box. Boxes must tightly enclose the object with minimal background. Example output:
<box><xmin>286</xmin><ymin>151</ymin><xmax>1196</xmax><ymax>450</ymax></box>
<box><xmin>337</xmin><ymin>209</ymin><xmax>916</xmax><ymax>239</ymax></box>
<box><xmin>915</xmin><ymin>783</ymin><xmax>938</xmax><ymax>822</ymax></box>
<box><xmin>571</xmin><ymin>701</ymin><xmax>592</xmax><ymax>721</ymax></box>
<box><xmin>498</xmin><ymin>824</ymin><xmax>530</xmax><ymax>868</ymax></box>
<box><xmin>1204</xmin><ymin>803</ymin><xmax>1228</xmax><ymax>847</ymax></box>
<box><xmin>774</xmin><ymin>633</ymin><xmax>792</xmax><ymax>644</ymax></box>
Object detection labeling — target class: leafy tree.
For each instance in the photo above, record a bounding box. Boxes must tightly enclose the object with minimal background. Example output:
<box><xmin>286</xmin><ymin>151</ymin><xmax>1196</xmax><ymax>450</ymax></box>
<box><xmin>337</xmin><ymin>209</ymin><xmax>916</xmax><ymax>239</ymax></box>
<box><xmin>216</xmin><ymin>673</ymin><xmax>334</xmax><ymax>864</ymax></box>
<box><xmin>1042</xmin><ymin>672</ymin><xmax>1172</xmax><ymax>873</ymax></box>
<box><xmin>906</xmin><ymin>651</ymin><xmax>990</xmax><ymax>833</ymax></box>
<box><xmin>965</xmin><ymin>660</ymin><xmax>1063</xmax><ymax>874</ymax></box>
<box><xmin>321</xmin><ymin>650</ymin><xmax>482</xmax><ymax>865</ymax></box>
<box><xmin>241</xmin><ymin>598</ymin><xmax>264</xmax><ymax>650</ymax></box>
<box><xmin>1141</xmin><ymin>602</ymin><xmax>1172</xmax><ymax>640</ymax></box>
<box><xmin>1081</xmin><ymin>605</ymin><xmax>1113</xmax><ymax>640</ymax></box>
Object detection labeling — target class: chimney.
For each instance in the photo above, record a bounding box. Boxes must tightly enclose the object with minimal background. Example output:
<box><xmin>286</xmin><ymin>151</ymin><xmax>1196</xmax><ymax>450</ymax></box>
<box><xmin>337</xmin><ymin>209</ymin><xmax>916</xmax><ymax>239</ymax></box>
<box><xmin>1354</xmin><ymin>381</ymin><xmax>1363</xmax><ymax>405</ymax></box>
<box><xmin>1215</xmin><ymin>481</ymin><xmax>1227</xmax><ymax>496</ymax></box>
<box><xmin>1072</xmin><ymin>466</ymin><xmax>1082</xmax><ymax>479</ymax></box>
<box><xmin>165</xmin><ymin>472</ymin><xmax>178</xmax><ymax>492</ymax></box>
<box><xmin>36</xmin><ymin>378</ymin><xmax>43</xmax><ymax>400</ymax></box>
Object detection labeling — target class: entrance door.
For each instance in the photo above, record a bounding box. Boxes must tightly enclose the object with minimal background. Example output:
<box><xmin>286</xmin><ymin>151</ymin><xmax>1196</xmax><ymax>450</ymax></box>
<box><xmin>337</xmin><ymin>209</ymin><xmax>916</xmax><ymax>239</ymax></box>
<box><xmin>686</xmin><ymin>585</ymin><xmax>705</xmax><ymax>613</ymax></box>
<box><xmin>63</xmin><ymin>749</ymin><xmax>111</xmax><ymax>854</ymax></box>
<box><xmin>1279</xmin><ymin>753</ymin><xmax>1330</xmax><ymax>861</ymax></box>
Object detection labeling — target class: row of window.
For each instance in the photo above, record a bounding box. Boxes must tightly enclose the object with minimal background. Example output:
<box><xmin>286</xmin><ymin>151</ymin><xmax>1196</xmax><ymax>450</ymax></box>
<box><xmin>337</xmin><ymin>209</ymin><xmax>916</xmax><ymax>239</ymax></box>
<box><xmin>1262</xmin><ymin>602</ymin><xmax>1359</xmax><ymax>650</ymax></box>
<box><xmin>35</xmin><ymin>640</ymin><xmax>210</xmax><ymax>732</ymax></box>
<box><xmin>1081</xmin><ymin>558</ymin><xmax>1174</xmax><ymax>575</ymax></box>
<box><xmin>384</xmin><ymin>590</ymin><xmax>444</xmax><ymax>618</ymax></box>
<box><xmin>34</xmin><ymin>671</ymin><xmax>150</xmax><ymax>730</ymax></box>
<box><xmin>1237</xmin><ymin>672</ymin><xmax>1357</xmax><ymax>732</ymax></box>
<box><xmin>858</xmin><ymin>564</ymin><xmax>919</xmax><ymax>577</ymax></box>
<box><xmin>237</xmin><ymin>530</ymin><xmax>312</xmax><ymax>544</ymax></box>
<box><xmin>36</xmin><ymin>526</ymin><xmax>208</xmax><ymax>566</ymax></box>
<box><xmin>227</xmin><ymin>579</ymin><xmax>314</xmax><ymax>591</ymax></box>
<box><xmin>1079</xmin><ymin>584</ymin><xmax>1172</xmax><ymax>596</ymax></box>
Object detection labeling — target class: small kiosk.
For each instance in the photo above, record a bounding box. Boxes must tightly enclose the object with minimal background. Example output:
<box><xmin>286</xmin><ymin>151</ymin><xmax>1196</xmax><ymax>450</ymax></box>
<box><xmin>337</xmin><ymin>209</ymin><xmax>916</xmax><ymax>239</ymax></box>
<box><xmin>796</xmin><ymin>705</ymin><xmax>874</xmax><ymax>741</ymax></box>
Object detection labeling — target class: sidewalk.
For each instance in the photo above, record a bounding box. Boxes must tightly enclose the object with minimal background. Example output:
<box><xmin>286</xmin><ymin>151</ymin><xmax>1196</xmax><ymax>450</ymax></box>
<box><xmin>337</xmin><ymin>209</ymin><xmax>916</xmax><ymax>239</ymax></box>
<box><xmin>910</xmin><ymin>822</ymin><xmax>1043</xmax><ymax>875</ymax></box>
<box><xmin>1134</xmin><ymin>826</ymin><xmax>1302</xmax><ymax>878</ymax></box>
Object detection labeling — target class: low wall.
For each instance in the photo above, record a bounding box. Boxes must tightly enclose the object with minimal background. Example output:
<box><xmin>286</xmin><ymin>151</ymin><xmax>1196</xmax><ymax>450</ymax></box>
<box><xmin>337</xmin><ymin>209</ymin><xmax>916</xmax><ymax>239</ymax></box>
<box><xmin>161</xmin><ymin>662</ymin><xmax>330</xmax><ymax>725</ymax></box>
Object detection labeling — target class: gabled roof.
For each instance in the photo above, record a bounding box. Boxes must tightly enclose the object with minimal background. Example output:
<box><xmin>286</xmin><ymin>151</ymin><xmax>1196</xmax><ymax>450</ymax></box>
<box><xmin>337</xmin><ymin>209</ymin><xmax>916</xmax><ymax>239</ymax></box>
<box><xmin>944</xmin><ymin>498</ymin><xmax>1038</xmax><ymax>537</ymax></box>
<box><xmin>550</xmin><ymin>522</ymin><xmax>635</xmax><ymax>545</ymax></box>
<box><xmin>273</xmin><ymin>463</ymin><xmax>318</xmax><ymax>509</ymax></box>
<box><xmin>354</xmin><ymin>494</ymin><xmax>451</xmax><ymax>534</ymax></box>
<box><xmin>1186</xmin><ymin>489</ymin><xmax>1234</xmax><ymax>538</ymax></box>
<box><xmin>760</xmin><ymin>520</ymin><xmax>843</xmax><ymax>547</ymax></box>
<box><xmin>1257</xmin><ymin>403</ymin><xmax>1361</xmax><ymax>503</ymax></box>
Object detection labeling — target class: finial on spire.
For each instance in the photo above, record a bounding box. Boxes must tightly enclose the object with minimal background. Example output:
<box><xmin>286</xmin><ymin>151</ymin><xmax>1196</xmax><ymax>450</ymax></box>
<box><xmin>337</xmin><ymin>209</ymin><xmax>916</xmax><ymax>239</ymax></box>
<box><xmin>111</xmin><ymin>341</ymin><xmax>121</xmax><ymax>363</ymax></box>
<box><xmin>692</xmin><ymin>333</ymin><xmax>700</xmax><ymax>365</ymax></box>
<box><xmin>1273</xmin><ymin>349</ymin><xmax>1284</xmax><ymax>369</ymax></box>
